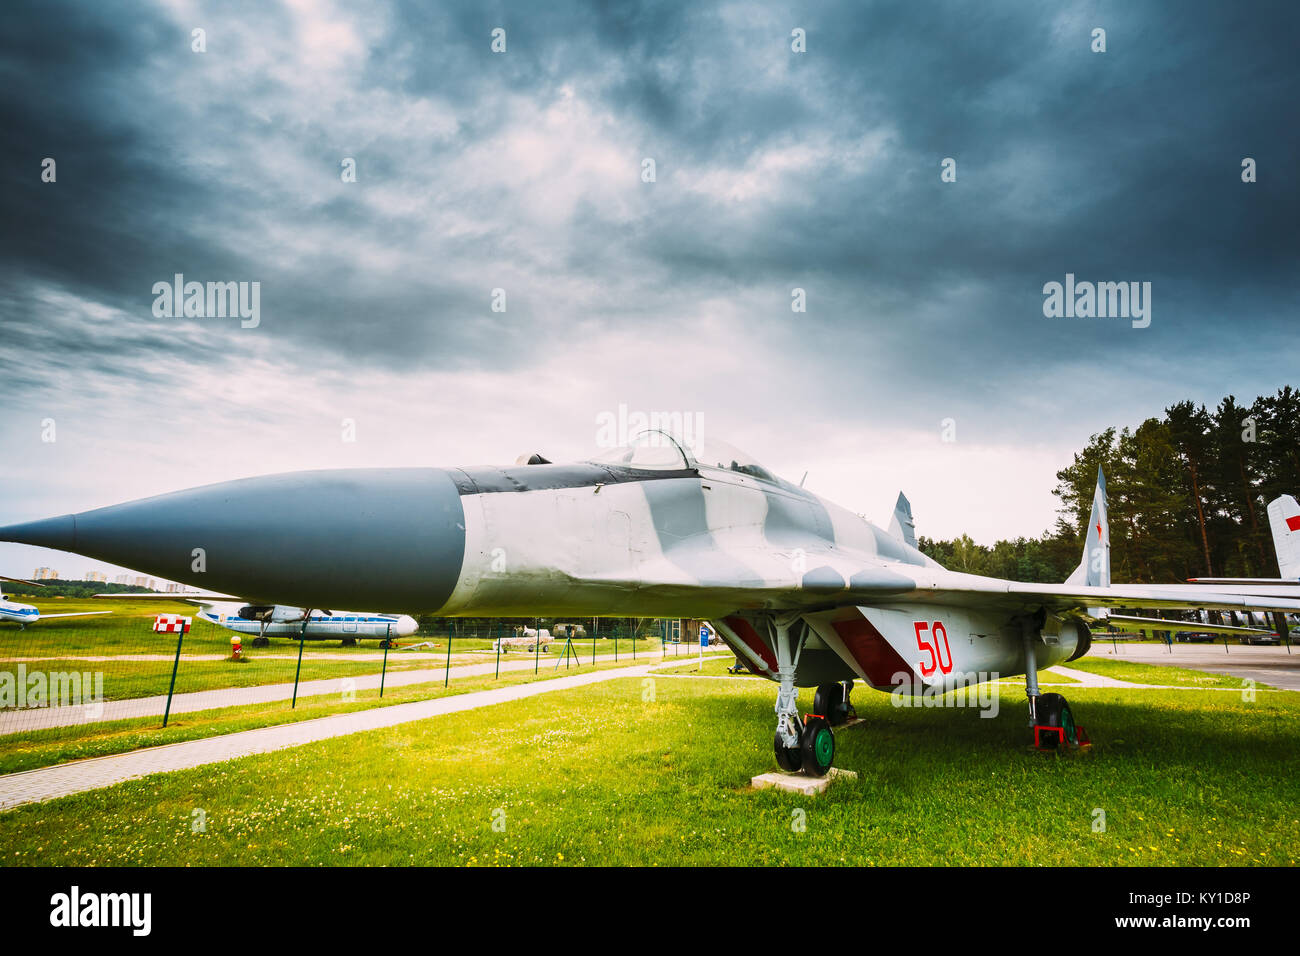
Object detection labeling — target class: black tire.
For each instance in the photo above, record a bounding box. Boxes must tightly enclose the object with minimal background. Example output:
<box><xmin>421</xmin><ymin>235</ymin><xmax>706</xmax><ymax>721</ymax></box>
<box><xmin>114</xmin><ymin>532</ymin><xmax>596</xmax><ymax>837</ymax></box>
<box><xmin>814</xmin><ymin>683</ymin><xmax>843</xmax><ymax>723</ymax></box>
<box><xmin>252</xmin><ymin>637</ymin><xmax>270</xmax><ymax>648</ymax></box>
<box><xmin>774</xmin><ymin>732</ymin><xmax>803</xmax><ymax>772</ymax></box>
<box><xmin>1036</xmin><ymin>692</ymin><xmax>1078</xmax><ymax>748</ymax></box>
<box><xmin>800</xmin><ymin>717</ymin><xmax>835</xmax><ymax>776</ymax></box>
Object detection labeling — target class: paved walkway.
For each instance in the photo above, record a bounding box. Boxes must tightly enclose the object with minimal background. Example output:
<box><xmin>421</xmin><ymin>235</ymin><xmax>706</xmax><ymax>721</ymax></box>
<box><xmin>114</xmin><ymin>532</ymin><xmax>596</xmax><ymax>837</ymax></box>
<box><xmin>0</xmin><ymin>659</ymin><xmax>698</xmax><ymax>811</ymax></box>
<box><xmin>0</xmin><ymin>647</ymin><xmax>692</xmax><ymax>734</ymax></box>
<box><xmin>1089</xmin><ymin>642</ymin><xmax>1300</xmax><ymax>692</ymax></box>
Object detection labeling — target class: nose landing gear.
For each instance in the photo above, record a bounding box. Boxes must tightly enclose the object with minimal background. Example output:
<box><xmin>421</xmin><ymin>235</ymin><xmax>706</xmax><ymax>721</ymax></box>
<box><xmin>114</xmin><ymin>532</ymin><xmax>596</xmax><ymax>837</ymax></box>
<box><xmin>765</xmin><ymin>614</ymin><xmax>841</xmax><ymax>777</ymax></box>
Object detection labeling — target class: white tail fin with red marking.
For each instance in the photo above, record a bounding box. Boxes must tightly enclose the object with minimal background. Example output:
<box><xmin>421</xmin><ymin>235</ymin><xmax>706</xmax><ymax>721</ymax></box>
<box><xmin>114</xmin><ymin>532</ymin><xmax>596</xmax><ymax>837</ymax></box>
<box><xmin>1267</xmin><ymin>494</ymin><xmax>1300</xmax><ymax>580</ymax></box>
<box><xmin>1065</xmin><ymin>467</ymin><xmax>1110</xmax><ymax>589</ymax></box>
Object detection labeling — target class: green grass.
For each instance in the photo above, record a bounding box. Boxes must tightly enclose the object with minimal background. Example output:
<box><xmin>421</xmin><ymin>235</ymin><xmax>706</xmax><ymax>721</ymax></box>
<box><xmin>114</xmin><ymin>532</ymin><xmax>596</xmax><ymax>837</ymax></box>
<box><xmin>2</xmin><ymin>670</ymin><xmax>1296</xmax><ymax>865</ymax></box>
<box><xmin>1064</xmin><ymin>657</ymin><xmax>1267</xmax><ymax>689</ymax></box>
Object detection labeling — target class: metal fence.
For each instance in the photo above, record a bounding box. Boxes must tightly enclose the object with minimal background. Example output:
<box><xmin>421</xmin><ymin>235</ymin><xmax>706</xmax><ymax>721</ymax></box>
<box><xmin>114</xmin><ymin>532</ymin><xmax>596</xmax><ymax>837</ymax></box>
<box><xmin>0</xmin><ymin>612</ymin><xmax>716</xmax><ymax>772</ymax></box>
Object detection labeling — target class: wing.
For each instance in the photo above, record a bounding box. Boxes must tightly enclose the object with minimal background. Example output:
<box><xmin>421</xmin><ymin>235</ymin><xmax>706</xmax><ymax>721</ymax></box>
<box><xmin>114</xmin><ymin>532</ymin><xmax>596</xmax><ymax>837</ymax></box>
<box><xmin>860</xmin><ymin>572</ymin><xmax>1300</xmax><ymax>616</ymax></box>
<box><xmin>1102</xmin><ymin>613</ymin><xmax>1273</xmax><ymax>636</ymax></box>
<box><xmin>35</xmin><ymin>611</ymin><xmax>113</xmax><ymax>620</ymax></box>
<box><xmin>93</xmin><ymin>591</ymin><xmax>241</xmax><ymax>602</ymax></box>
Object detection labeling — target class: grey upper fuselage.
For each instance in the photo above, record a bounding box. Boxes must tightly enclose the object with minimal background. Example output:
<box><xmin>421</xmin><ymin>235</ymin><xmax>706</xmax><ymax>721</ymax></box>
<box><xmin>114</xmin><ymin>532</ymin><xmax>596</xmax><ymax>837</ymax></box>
<box><xmin>0</xmin><ymin>450</ymin><xmax>937</xmax><ymax>620</ymax></box>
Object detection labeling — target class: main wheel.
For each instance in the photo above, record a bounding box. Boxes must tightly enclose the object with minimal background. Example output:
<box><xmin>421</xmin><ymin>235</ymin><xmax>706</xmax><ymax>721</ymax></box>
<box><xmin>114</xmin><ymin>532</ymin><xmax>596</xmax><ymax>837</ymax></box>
<box><xmin>774</xmin><ymin>732</ymin><xmax>802</xmax><ymax>772</ymax></box>
<box><xmin>1035</xmin><ymin>692</ymin><xmax>1078</xmax><ymax>748</ymax></box>
<box><xmin>800</xmin><ymin>717</ymin><xmax>835</xmax><ymax>776</ymax></box>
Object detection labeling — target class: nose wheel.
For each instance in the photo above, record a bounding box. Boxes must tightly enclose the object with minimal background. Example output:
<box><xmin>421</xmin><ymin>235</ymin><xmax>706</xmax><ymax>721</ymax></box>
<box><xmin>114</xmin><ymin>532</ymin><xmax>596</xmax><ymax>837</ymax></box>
<box><xmin>772</xmin><ymin>717</ymin><xmax>836</xmax><ymax>776</ymax></box>
<box><xmin>760</xmin><ymin>614</ymin><xmax>842</xmax><ymax>777</ymax></box>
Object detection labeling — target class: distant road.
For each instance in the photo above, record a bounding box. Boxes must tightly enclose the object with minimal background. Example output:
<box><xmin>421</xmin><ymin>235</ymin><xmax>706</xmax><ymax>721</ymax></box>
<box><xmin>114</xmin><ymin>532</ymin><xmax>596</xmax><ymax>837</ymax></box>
<box><xmin>1092</xmin><ymin>642</ymin><xmax>1300</xmax><ymax>691</ymax></box>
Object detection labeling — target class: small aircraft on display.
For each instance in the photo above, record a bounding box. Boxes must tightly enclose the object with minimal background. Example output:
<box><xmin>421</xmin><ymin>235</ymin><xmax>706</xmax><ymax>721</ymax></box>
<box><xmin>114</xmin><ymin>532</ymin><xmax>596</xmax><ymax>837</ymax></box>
<box><xmin>3</xmin><ymin>430</ymin><xmax>1298</xmax><ymax>774</ymax></box>
<box><xmin>0</xmin><ymin>576</ymin><xmax>111</xmax><ymax>628</ymax></box>
<box><xmin>492</xmin><ymin>625</ymin><xmax>555</xmax><ymax>653</ymax></box>
<box><xmin>92</xmin><ymin>592</ymin><xmax>418</xmax><ymax>647</ymax></box>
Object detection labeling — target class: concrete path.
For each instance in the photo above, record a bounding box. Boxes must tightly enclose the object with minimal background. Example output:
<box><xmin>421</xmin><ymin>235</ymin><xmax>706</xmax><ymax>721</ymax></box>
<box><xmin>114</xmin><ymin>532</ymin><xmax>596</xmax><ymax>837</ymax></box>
<box><xmin>0</xmin><ymin>660</ymin><xmax>688</xmax><ymax>811</ymax></box>
<box><xmin>1049</xmin><ymin>664</ymin><xmax>1145</xmax><ymax>688</ymax></box>
<box><xmin>0</xmin><ymin>647</ymin><xmax>695</xmax><ymax>734</ymax></box>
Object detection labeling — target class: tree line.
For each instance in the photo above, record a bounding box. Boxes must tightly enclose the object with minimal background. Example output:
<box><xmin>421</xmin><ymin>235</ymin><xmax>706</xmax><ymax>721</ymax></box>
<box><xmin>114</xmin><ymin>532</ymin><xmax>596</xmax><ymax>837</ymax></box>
<box><xmin>919</xmin><ymin>386</ymin><xmax>1299</xmax><ymax>584</ymax></box>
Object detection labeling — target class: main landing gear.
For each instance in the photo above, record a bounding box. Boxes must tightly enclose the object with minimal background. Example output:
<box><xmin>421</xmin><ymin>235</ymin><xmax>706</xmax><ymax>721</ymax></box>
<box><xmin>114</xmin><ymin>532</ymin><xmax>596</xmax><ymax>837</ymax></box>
<box><xmin>763</xmin><ymin>615</ymin><xmax>853</xmax><ymax>777</ymax></box>
<box><xmin>1020</xmin><ymin>611</ymin><xmax>1089</xmax><ymax>751</ymax></box>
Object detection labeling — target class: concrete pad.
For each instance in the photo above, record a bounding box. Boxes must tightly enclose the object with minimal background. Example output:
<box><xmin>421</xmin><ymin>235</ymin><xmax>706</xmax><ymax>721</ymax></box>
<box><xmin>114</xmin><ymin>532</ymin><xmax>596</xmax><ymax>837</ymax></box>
<box><xmin>752</xmin><ymin>767</ymin><xmax>857</xmax><ymax>796</ymax></box>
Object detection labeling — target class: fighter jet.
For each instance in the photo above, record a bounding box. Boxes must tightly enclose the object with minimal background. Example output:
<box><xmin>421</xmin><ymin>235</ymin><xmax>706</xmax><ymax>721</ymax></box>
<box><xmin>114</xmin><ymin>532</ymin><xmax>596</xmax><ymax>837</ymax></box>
<box><xmin>3</xmin><ymin>430</ymin><xmax>1299</xmax><ymax>775</ymax></box>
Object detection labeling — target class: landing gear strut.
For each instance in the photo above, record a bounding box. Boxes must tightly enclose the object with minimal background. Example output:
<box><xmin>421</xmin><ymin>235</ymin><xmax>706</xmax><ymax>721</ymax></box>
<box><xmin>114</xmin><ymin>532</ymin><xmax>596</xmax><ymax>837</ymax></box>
<box><xmin>1020</xmin><ymin>610</ymin><xmax>1089</xmax><ymax>751</ymax></box>
<box><xmin>764</xmin><ymin>614</ymin><xmax>837</xmax><ymax>776</ymax></box>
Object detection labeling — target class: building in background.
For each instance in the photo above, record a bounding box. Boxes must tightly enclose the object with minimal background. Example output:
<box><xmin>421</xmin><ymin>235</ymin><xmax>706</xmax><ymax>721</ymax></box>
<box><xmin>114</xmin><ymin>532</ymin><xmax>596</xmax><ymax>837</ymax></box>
<box><xmin>32</xmin><ymin>567</ymin><xmax>59</xmax><ymax>580</ymax></box>
<box><xmin>84</xmin><ymin>571</ymin><xmax>108</xmax><ymax>583</ymax></box>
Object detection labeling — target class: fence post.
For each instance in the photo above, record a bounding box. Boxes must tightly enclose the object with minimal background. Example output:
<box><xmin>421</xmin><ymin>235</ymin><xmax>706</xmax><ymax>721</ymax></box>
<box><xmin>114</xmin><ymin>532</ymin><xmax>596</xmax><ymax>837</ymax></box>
<box><xmin>495</xmin><ymin>622</ymin><xmax>502</xmax><ymax>679</ymax></box>
<box><xmin>592</xmin><ymin>617</ymin><xmax>597</xmax><ymax>665</ymax></box>
<box><xmin>162</xmin><ymin>626</ymin><xmax>185</xmax><ymax>728</ymax></box>
<box><xmin>445</xmin><ymin>629</ymin><xmax>452</xmax><ymax>688</ymax></box>
<box><xmin>292</xmin><ymin>620</ymin><xmax>307</xmax><ymax>708</ymax></box>
<box><xmin>380</xmin><ymin>623</ymin><xmax>390</xmax><ymax>698</ymax></box>
<box><xmin>534</xmin><ymin>617</ymin><xmax>540</xmax><ymax>675</ymax></box>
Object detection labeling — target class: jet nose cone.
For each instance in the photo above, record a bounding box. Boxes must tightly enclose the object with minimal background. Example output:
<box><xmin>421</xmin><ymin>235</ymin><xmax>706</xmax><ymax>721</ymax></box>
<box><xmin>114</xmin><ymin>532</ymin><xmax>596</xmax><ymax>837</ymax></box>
<box><xmin>397</xmin><ymin>615</ymin><xmax>419</xmax><ymax>636</ymax></box>
<box><xmin>0</xmin><ymin>514</ymin><xmax>77</xmax><ymax>552</ymax></box>
<box><xmin>1</xmin><ymin>469</ymin><xmax>466</xmax><ymax>613</ymax></box>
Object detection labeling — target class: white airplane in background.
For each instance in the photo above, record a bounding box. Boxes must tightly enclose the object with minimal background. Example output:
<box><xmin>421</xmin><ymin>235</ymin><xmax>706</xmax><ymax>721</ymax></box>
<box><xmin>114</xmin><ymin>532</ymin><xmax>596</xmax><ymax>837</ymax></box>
<box><xmin>1189</xmin><ymin>494</ymin><xmax>1300</xmax><ymax>585</ymax></box>
<box><xmin>0</xmin><ymin>576</ymin><xmax>112</xmax><ymax>628</ymax></box>
<box><xmin>93</xmin><ymin>592</ymin><xmax>418</xmax><ymax>646</ymax></box>
<box><xmin>1096</xmin><ymin>494</ymin><xmax>1300</xmax><ymax>640</ymax></box>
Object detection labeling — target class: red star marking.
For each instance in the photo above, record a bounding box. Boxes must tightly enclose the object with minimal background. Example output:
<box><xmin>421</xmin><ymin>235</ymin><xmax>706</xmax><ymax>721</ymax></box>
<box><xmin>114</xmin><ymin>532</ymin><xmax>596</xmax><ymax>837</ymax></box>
<box><xmin>1287</xmin><ymin>515</ymin><xmax>1300</xmax><ymax>532</ymax></box>
<box><xmin>1096</xmin><ymin>521</ymin><xmax>1102</xmax><ymax>539</ymax></box>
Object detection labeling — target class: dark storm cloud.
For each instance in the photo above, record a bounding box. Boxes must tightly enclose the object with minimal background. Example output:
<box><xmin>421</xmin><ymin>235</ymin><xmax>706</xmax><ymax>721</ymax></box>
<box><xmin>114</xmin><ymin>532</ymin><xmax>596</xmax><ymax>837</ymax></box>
<box><xmin>0</xmin><ymin>0</ymin><xmax>1296</xmax><ymax>434</ymax></box>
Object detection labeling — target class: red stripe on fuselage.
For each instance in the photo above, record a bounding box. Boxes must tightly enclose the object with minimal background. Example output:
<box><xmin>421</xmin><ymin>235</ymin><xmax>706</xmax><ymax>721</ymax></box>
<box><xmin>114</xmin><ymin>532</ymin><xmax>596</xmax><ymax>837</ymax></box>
<box><xmin>831</xmin><ymin>614</ymin><xmax>918</xmax><ymax>688</ymax></box>
<box><xmin>722</xmin><ymin>615</ymin><xmax>779</xmax><ymax>674</ymax></box>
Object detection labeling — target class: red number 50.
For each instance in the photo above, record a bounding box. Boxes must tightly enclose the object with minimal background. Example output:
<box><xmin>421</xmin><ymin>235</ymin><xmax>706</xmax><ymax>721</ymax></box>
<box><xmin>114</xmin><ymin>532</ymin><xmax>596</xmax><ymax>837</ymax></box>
<box><xmin>913</xmin><ymin>620</ymin><xmax>953</xmax><ymax>676</ymax></box>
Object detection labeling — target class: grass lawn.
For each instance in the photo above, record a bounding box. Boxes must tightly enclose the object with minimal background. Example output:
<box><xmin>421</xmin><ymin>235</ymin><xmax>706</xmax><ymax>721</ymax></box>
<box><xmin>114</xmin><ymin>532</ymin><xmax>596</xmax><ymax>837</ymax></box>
<box><xmin>2</xmin><ymin>667</ymin><xmax>1296</xmax><ymax>866</ymax></box>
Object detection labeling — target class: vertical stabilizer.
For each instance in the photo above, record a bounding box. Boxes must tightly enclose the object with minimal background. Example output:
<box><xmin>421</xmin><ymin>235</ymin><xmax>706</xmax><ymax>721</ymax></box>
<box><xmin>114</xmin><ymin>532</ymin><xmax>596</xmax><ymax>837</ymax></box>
<box><xmin>888</xmin><ymin>492</ymin><xmax>917</xmax><ymax>548</ymax></box>
<box><xmin>1065</xmin><ymin>467</ymin><xmax>1110</xmax><ymax>589</ymax></box>
<box><xmin>1267</xmin><ymin>494</ymin><xmax>1300</xmax><ymax>580</ymax></box>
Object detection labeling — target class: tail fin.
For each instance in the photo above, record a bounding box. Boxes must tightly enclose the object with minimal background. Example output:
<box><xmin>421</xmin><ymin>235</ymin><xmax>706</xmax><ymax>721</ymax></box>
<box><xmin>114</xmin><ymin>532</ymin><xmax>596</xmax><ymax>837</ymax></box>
<box><xmin>888</xmin><ymin>492</ymin><xmax>917</xmax><ymax>548</ymax></box>
<box><xmin>1065</xmin><ymin>467</ymin><xmax>1110</xmax><ymax>588</ymax></box>
<box><xmin>1267</xmin><ymin>495</ymin><xmax>1300</xmax><ymax>580</ymax></box>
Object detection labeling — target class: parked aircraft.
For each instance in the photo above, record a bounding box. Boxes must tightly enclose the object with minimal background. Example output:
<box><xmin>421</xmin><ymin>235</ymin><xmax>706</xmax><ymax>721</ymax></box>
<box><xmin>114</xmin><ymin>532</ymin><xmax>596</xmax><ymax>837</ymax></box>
<box><xmin>4</xmin><ymin>431</ymin><xmax>1299</xmax><ymax>774</ymax></box>
<box><xmin>0</xmin><ymin>576</ymin><xmax>111</xmax><ymax>628</ymax></box>
<box><xmin>92</xmin><ymin>592</ymin><xmax>417</xmax><ymax>646</ymax></box>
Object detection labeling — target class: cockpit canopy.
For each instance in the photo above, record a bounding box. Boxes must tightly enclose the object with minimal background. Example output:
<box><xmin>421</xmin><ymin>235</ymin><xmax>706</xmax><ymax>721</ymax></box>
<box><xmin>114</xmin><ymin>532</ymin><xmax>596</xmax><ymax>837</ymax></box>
<box><xmin>589</xmin><ymin>430</ymin><xmax>782</xmax><ymax>485</ymax></box>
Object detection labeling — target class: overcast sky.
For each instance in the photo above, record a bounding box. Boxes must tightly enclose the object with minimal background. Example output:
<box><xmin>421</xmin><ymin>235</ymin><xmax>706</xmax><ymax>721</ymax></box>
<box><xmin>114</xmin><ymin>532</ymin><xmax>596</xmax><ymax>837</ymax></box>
<box><xmin>1</xmin><ymin>0</ymin><xmax>1297</xmax><ymax>581</ymax></box>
